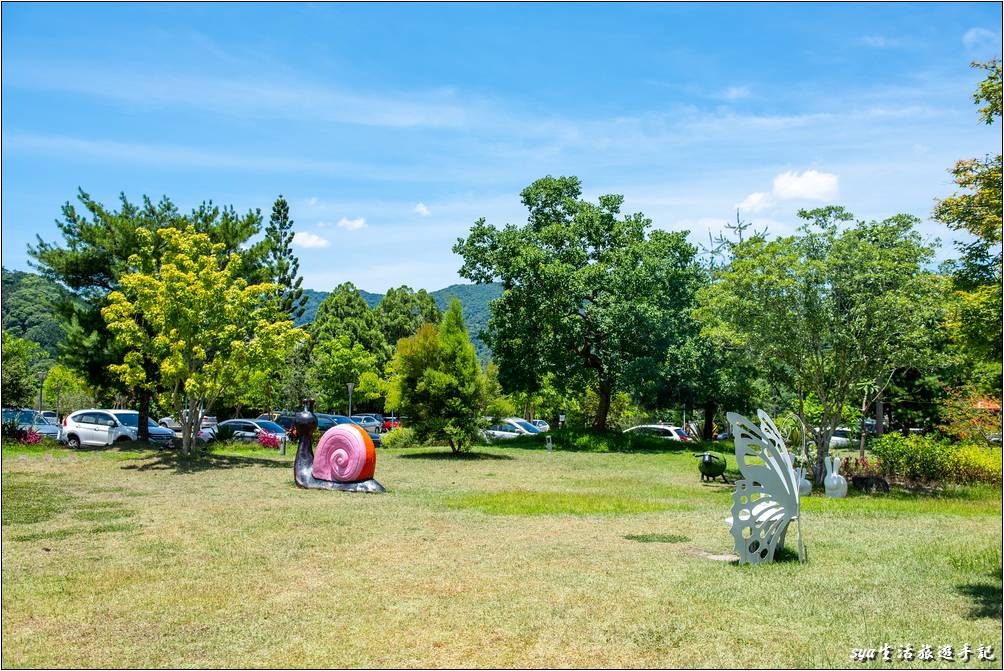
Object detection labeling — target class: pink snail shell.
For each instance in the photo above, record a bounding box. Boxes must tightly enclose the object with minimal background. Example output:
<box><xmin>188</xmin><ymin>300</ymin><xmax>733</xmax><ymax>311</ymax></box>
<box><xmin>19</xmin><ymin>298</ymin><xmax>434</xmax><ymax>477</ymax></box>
<box><xmin>312</xmin><ymin>424</ymin><xmax>376</xmax><ymax>483</ymax></box>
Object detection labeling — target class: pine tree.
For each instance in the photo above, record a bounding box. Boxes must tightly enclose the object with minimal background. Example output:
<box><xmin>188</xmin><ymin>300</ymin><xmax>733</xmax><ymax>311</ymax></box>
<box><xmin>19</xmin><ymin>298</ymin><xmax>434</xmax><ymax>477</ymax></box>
<box><xmin>263</xmin><ymin>196</ymin><xmax>306</xmax><ymax>320</ymax></box>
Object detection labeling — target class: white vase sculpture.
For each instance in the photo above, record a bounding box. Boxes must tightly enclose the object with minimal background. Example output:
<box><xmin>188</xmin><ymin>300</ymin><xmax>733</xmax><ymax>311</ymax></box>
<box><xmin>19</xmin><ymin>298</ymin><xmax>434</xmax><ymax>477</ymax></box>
<box><xmin>823</xmin><ymin>456</ymin><xmax>847</xmax><ymax>498</ymax></box>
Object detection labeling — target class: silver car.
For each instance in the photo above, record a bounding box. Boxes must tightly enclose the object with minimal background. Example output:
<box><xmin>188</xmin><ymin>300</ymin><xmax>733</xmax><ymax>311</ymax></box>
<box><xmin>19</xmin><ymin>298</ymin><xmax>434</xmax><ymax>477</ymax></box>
<box><xmin>1</xmin><ymin>409</ymin><xmax>61</xmax><ymax>440</ymax></box>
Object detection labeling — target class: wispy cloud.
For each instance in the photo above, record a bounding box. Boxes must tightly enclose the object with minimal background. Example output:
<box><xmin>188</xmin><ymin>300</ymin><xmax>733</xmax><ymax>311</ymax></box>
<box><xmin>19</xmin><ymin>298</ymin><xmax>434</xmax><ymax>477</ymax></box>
<box><xmin>736</xmin><ymin>169</ymin><xmax>839</xmax><ymax>213</ymax></box>
<box><xmin>413</xmin><ymin>202</ymin><xmax>431</xmax><ymax>217</ymax></box>
<box><xmin>292</xmin><ymin>231</ymin><xmax>330</xmax><ymax>248</ymax></box>
<box><xmin>337</xmin><ymin>217</ymin><xmax>367</xmax><ymax>231</ymax></box>
<box><xmin>962</xmin><ymin>27</ymin><xmax>999</xmax><ymax>53</ymax></box>
<box><xmin>860</xmin><ymin>35</ymin><xmax>906</xmax><ymax>48</ymax></box>
<box><xmin>5</xmin><ymin>64</ymin><xmax>476</xmax><ymax>130</ymax></box>
<box><xmin>720</xmin><ymin>85</ymin><xmax>751</xmax><ymax>100</ymax></box>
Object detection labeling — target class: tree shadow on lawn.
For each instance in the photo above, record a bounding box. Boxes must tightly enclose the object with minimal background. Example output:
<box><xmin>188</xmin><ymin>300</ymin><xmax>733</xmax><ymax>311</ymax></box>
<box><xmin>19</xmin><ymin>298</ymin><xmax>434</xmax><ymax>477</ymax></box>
<box><xmin>956</xmin><ymin>573</ymin><xmax>1004</xmax><ymax>620</ymax></box>
<box><xmin>397</xmin><ymin>449</ymin><xmax>513</xmax><ymax>461</ymax></box>
<box><xmin>119</xmin><ymin>449</ymin><xmax>289</xmax><ymax>475</ymax></box>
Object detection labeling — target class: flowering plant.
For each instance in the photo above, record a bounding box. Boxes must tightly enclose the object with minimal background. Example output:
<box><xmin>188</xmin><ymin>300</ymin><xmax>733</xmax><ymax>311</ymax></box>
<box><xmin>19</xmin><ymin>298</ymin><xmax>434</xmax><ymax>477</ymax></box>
<box><xmin>842</xmin><ymin>456</ymin><xmax>883</xmax><ymax>478</ymax></box>
<box><xmin>256</xmin><ymin>431</ymin><xmax>282</xmax><ymax>449</ymax></box>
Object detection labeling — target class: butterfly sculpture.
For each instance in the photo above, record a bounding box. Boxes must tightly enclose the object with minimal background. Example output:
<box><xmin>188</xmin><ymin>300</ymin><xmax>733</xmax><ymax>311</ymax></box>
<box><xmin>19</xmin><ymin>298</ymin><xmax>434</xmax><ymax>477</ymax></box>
<box><xmin>727</xmin><ymin>410</ymin><xmax>805</xmax><ymax>564</ymax></box>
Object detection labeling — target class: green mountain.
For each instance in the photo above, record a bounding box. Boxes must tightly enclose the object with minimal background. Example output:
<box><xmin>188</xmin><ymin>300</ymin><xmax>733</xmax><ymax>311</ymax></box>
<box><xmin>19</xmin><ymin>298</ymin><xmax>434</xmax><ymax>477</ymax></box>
<box><xmin>1</xmin><ymin>268</ymin><xmax>80</xmax><ymax>356</ymax></box>
<box><xmin>300</xmin><ymin>282</ymin><xmax>502</xmax><ymax>360</ymax></box>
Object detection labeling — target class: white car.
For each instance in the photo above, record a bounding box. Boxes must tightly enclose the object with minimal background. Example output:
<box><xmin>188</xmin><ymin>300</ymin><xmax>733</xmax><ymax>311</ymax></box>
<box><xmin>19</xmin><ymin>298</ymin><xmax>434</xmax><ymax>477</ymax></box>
<box><xmin>61</xmin><ymin>409</ymin><xmax>174</xmax><ymax>448</ymax></box>
<box><xmin>481</xmin><ymin>417</ymin><xmax>541</xmax><ymax>441</ymax></box>
<box><xmin>530</xmin><ymin>419</ymin><xmax>550</xmax><ymax>432</ymax></box>
<box><xmin>623</xmin><ymin>424</ymin><xmax>691</xmax><ymax>442</ymax></box>
<box><xmin>828</xmin><ymin>428</ymin><xmax>853</xmax><ymax>449</ymax></box>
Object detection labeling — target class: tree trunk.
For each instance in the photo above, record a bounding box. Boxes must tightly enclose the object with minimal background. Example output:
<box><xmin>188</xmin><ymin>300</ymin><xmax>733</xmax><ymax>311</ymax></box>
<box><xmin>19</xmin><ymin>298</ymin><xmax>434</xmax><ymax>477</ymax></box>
<box><xmin>814</xmin><ymin>434</ymin><xmax>830</xmax><ymax>486</ymax></box>
<box><xmin>858</xmin><ymin>390</ymin><xmax>868</xmax><ymax>458</ymax></box>
<box><xmin>138</xmin><ymin>390</ymin><xmax>150</xmax><ymax>441</ymax></box>
<box><xmin>702</xmin><ymin>399</ymin><xmax>717</xmax><ymax>441</ymax></box>
<box><xmin>875</xmin><ymin>394</ymin><xmax>884</xmax><ymax>436</ymax></box>
<box><xmin>593</xmin><ymin>377</ymin><xmax>612</xmax><ymax>431</ymax></box>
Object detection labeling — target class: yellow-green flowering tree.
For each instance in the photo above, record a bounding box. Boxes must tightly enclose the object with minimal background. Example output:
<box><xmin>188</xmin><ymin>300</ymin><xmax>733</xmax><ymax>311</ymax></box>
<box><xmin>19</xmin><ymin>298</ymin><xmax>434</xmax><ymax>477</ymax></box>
<box><xmin>102</xmin><ymin>227</ymin><xmax>306</xmax><ymax>453</ymax></box>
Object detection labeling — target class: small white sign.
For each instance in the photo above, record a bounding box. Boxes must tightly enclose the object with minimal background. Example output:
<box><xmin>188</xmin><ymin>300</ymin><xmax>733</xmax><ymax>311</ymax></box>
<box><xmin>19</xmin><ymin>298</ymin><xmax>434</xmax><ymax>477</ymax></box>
<box><xmin>546</xmin><ymin>436</ymin><xmax>553</xmax><ymax>452</ymax></box>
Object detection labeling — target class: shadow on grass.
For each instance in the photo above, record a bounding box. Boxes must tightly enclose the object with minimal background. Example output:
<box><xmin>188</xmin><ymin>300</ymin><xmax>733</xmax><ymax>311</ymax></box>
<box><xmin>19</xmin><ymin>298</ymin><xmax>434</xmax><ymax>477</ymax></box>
<box><xmin>119</xmin><ymin>449</ymin><xmax>289</xmax><ymax>474</ymax></box>
<box><xmin>956</xmin><ymin>574</ymin><xmax>1003</xmax><ymax>620</ymax></box>
<box><xmin>397</xmin><ymin>450</ymin><xmax>513</xmax><ymax>461</ymax></box>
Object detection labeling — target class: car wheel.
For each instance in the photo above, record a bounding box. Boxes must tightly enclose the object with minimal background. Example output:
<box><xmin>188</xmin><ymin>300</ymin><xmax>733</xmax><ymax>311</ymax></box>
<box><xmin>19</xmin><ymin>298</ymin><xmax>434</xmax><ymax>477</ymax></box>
<box><xmin>66</xmin><ymin>434</ymin><xmax>81</xmax><ymax>449</ymax></box>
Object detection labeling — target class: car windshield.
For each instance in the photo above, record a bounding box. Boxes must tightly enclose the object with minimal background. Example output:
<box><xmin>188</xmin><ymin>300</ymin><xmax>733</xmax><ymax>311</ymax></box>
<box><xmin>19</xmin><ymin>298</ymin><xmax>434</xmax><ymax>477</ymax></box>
<box><xmin>112</xmin><ymin>412</ymin><xmax>159</xmax><ymax>428</ymax></box>
<box><xmin>23</xmin><ymin>411</ymin><xmax>54</xmax><ymax>425</ymax></box>
<box><xmin>256</xmin><ymin>421</ymin><xmax>285</xmax><ymax>433</ymax></box>
<box><xmin>510</xmin><ymin>419</ymin><xmax>540</xmax><ymax>433</ymax></box>
<box><xmin>833</xmin><ymin>430</ymin><xmax>850</xmax><ymax>438</ymax></box>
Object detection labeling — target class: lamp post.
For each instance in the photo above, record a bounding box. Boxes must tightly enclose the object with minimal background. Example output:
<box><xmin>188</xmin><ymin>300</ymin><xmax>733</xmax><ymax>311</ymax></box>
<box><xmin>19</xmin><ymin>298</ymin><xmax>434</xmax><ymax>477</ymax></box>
<box><xmin>55</xmin><ymin>380</ymin><xmax>63</xmax><ymax>422</ymax></box>
<box><xmin>36</xmin><ymin>370</ymin><xmax>47</xmax><ymax>416</ymax></box>
<box><xmin>347</xmin><ymin>382</ymin><xmax>355</xmax><ymax>418</ymax></box>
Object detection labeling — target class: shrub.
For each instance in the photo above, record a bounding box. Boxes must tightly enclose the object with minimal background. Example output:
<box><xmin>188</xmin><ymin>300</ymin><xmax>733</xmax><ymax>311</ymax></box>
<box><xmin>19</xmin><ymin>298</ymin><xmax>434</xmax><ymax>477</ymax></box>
<box><xmin>872</xmin><ymin>433</ymin><xmax>953</xmax><ymax>481</ymax></box>
<box><xmin>842</xmin><ymin>456</ymin><xmax>884</xmax><ymax>478</ymax></box>
<box><xmin>213</xmin><ymin>423</ymin><xmax>236</xmax><ymax>442</ymax></box>
<box><xmin>381</xmin><ymin>427</ymin><xmax>417</xmax><ymax>449</ymax></box>
<box><xmin>871</xmin><ymin>433</ymin><xmax>1003</xmax><ymax>484</ymax></box>
<box><xmin>944</xmin><ymin>443</ymin><xmax>1003</xmax><ymax>485</ymax></box>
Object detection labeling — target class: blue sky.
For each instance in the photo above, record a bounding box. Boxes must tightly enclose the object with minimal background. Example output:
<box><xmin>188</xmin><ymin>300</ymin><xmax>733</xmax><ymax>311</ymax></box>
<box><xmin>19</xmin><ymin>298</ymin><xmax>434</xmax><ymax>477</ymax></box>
<box><xmin>2</xmin><ymin>3</ymin><xmax>1001</xmax><ymax>292</ymax></box>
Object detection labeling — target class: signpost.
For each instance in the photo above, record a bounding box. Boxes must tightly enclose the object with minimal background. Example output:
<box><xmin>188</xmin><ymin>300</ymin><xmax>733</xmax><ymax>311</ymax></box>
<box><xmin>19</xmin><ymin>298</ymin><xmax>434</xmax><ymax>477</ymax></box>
<box><xmin>347</xmin><ymin>382</ymin><xmax>355</xmax><ymax>418</ymax></box>
<box><xmin>546</xmin><ymin>435</ymin><xmax>552</xmax><ymax>453</ymax></box>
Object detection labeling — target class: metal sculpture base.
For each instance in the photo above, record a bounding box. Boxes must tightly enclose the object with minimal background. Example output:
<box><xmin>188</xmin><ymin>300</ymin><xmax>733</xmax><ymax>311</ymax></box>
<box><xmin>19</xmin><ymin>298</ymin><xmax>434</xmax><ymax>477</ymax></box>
<box><xmin>292</xmin><ymin>400</ymin><xmax>386</xmax><ymax>494</ymax></box>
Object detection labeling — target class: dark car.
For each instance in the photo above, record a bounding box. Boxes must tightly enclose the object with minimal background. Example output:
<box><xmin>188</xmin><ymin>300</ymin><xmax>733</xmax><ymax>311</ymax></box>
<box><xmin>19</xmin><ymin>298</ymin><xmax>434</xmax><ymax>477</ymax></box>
<box><xmin>318</xmin><ymin>413</ymin><xmax>382</xmax><ymax>448</ymax></box>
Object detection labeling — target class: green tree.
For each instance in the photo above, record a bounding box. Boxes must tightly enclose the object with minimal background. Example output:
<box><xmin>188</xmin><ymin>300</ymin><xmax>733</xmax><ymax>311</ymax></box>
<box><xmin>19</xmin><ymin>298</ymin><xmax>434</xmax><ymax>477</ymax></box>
<box><xmin>101</xmin><ymin>226</ymin><xmax>305</xmax><ymax>453</ymax></box>
<box><xmin>275</xmin><ymin>341</ymin><xmax>318</xmax><ymax>411</ymax></box>
<box><xmin>42</xmin><ymin>364</ymin><xmax>95</xmax><ymax>417</ymax></box>
<box><xmin>262</xmin><ymin>195</ymin><xmax>307</xmax><ymax>320</ymax></box>
<box><xmin>454</xmin><ymin>176</ymin><xmax>702</xmax><ymax>430</ymax></box>
<box><xmin>933</xmin><ymin>59</ymin><xmax>1002</xmax><ymax>378</ymax></box>
<box><xmin>309</xmin><ymin>335</ymin><xmax>379</xmax><ymax>413</ymax></box>
<box><xmin>310</xmin><ymin>282</ymin><xmax>391</xmax><ymax>365</ymax></box>
<box><xmin>376</xmin><ymin>285</ymin><xmax>442</xmax><ymax>346</ymax></box>
<box><xmin>2</xmin><ymin>330</ymin><xmax>46</xmax><ymax>407</ymax></box>
<box><xmin>698</xmin><ymin>207</ymin><xmax>943</xmax><ymax>481</ymax></box>
<box><xmin>386</xmin><ymin>299</ymin><xmax>484</xmax><ymax>452</ymax></box>
<box><xmin>29</xmin><ymin>190</ymin><xmax>264</xmax><ymax>437</ymax></box>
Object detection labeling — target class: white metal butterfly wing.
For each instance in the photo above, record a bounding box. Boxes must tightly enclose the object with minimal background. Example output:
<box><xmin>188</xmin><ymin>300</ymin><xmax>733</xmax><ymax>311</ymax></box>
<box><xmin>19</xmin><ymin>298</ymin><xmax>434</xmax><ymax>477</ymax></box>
<box><xmin>727</xmin><ymin>410</ymin><xmax>803</xmax><ymax>564</ymax></box>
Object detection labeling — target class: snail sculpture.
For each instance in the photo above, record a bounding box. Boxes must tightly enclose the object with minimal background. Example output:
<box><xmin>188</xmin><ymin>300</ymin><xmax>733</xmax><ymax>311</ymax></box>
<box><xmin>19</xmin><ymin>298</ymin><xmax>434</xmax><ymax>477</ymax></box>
<box><xmin>293</xmin><ymin>400</ymin><xmax>385</xmax><ymax>493</ymax></box>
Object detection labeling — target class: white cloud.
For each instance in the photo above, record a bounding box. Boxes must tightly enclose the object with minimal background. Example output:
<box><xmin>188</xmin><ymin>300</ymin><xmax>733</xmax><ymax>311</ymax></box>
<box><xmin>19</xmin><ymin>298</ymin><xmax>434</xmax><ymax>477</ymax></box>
<box><xmin>413</xmin><ymin>201</ymin><xmax>431</xmax><ymax>217</ymax></box>
<box><xmin>306</xmin><ymin>196</ymin><xmax>319</xmax><ymax>206</ymax></box>
<box><xmin>771</xmin><ymin>169</ymin><xmax>839</xmax><ymax>201</ymax></box>
<box><xmin>735</xmin><ymin>169</ymin><xmax>839</xmax><ymax>213</ymax></box>
<box><xmin>337</xmin><ymin>217</ymin><xmax>367</xmax><ymax>231</ymax></box>
<box><xmin>736</xmin><ymin>191</ymin><xmax>774</xmax><ymax>213</ymax></box>
<box><xmin>962</xmin><ymin>28</ymin><xmax>998</xmax><ymax>53</ymax></box>
<box><xmin>292</xmin><ymin>231</ymin><xmax>330</xmax><ymax>248</ymax></box>
<box><xmin>721</xmin><ymin>85</ymin><xmax>751</xmax><ymax>100</ymax></box>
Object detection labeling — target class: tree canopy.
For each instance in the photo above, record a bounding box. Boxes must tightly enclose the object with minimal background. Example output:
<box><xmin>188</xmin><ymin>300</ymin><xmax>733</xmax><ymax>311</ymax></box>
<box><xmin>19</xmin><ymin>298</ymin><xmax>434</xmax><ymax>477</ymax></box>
<box><xmin>698</xmin><ymin>207</ymin><xmax>943</xmax><ymax>479</ymax></box>
<box><xmin>454</xmin><ymin>175</ymin><xmax>702</xmax><ymax>429</ymax></box>
<box><xmin>101</xmin><ymin>226</ymin><xmax>305</xmax><ymax>452</ymax></box>
<box><xmin>387</xmin><ymin>299</ymin><xmax>484</xmax><ymax>452</ymax></box>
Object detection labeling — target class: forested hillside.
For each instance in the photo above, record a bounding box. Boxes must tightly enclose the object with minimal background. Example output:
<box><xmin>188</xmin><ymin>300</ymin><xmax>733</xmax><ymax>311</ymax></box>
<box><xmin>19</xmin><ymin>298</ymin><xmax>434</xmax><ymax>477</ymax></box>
<box><xmin>1</xmin><ymin>268</ymin><xmax>80</xmax><ymax>356</ymax></box>
<box><xmin>299</xmin><ymin>282</ymin><xmax>501</xmax><ymax>360</ymax></box>
<box><xmin>2</xmin><ymin>269</ymin><xmax>503</xmax><ymax>363</ymax></box>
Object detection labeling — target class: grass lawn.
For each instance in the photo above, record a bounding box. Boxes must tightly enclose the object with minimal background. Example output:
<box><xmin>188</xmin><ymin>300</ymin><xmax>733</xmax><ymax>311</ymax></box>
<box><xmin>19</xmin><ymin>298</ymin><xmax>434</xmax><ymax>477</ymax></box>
<box><xmin>2</xmin><ymin>438</ymin><xmax>1001</xmax><ymax>668</ymax></box>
